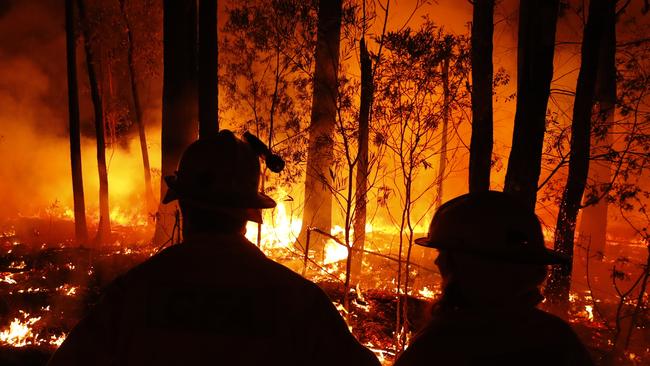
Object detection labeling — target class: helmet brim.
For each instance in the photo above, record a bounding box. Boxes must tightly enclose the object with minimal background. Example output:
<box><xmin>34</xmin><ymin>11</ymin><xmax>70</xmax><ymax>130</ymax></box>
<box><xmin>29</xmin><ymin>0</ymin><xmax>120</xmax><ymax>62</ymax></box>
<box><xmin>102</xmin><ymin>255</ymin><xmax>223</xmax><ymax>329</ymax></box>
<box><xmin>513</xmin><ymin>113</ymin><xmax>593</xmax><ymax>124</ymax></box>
<box><xmin>162</xmin><ymin>175</ymin><xmax>277</xmax><ymax>209</ymax></box>
<box><xmin>414</xmin><ymin>236</ymin><xmax>570</xmax><ymax>265</ymax></box>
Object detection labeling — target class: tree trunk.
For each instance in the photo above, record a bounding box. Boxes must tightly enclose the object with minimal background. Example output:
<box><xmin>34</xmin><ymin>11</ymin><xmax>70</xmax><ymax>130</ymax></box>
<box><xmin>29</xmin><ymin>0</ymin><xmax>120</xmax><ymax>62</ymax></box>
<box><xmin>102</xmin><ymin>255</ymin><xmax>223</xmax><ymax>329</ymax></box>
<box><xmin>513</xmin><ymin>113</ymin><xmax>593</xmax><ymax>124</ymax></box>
<box><xmin>154</xmin><ymin>0</ymin><xmax>199</xmax><ymax>244</ymax></box>
<box><xmin>299</xmin><ymin>0</ymin><xmax>343</xmax><ymax>257</ymax></box>
<box><xmin>436</xmin><ymin>57</ymin><xmax>450</xmax><ymax>208</ymax></box>
<box><xmin>578</xmin><ymin>0</ymin><xmax>616</xmax><ymax>256</ymax></box>
<box><xmin>119</xmin><ymin>0</ymin><xmax>156</xmax><ymax>214</ymax></box>
<box><xmin>351</xmin><ymin>37</ymin><xmax>373</xmax><ymax>284</ymax></box>
<box><xmin>198</xmin><ymin>0</ymin><xmax>219</xmax><ymax>137</ymax></box>
<box><xmin>504</xmin><ymin>0</ymin><xmax>560</xmax><ymax>209</ymax></box>
<box><xmin>545</xmin><ymin>0</ymin><xmax>609</xmax><ymax>307</ymax></box>
<box><xmin>66</xmin><ymin>0</ymin><xmax>88</xmax><ymax>246</ymax></box>
<box><xmin>468</xmin><ymin>0</ymin><xmax>494</xmax><ymax>193</ymax></box>
<box><xmin>78</xmin><ymin>0</ymin><xmax>111</xmax><ymax>245</ymax></box>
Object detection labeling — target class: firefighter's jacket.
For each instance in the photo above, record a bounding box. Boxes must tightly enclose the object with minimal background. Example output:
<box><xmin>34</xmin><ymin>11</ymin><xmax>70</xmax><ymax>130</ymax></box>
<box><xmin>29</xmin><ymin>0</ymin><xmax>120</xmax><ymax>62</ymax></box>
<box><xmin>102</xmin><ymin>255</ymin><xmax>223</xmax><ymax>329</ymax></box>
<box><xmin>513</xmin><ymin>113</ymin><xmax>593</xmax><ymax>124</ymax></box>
<box><xmin>394</xmin><ymin>305</ymin><xmax>595</xmax><ymax>366</ymax></box>
<box><xmin>48</xmin><ymin>233</ymin><xmax>380</xmax><ymax>366</ymax></box>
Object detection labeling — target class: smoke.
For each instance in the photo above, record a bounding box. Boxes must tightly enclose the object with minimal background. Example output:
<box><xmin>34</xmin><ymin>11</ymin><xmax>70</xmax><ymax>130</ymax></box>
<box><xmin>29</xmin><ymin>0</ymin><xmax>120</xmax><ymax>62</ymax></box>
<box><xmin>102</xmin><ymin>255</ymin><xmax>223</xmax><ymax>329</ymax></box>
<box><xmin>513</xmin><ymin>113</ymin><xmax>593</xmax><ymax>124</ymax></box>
<box><xmin>0</xmin><ymin>0</ymin><xmax>644</xmax><ymax>242</ymax></box>
<box><xmin>0</xmin><ymin>0</ymin><xmax>161</xmax><ymax>225</ymax></box>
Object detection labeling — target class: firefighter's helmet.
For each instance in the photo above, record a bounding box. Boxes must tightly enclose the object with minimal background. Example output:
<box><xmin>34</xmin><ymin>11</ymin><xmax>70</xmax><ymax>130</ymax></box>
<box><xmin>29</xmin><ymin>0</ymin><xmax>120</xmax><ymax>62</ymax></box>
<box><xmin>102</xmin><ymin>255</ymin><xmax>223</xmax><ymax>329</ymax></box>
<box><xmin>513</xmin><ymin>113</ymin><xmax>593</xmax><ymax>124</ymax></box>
<box><xmin>415</xmin><ymin>191</ymin><xmax>568</xmax><ymax>264</ymax></box>
<box><xmin>162</xmin><ymin>130</ymin><xmax>277</xmax><ymax>223</ymax></box>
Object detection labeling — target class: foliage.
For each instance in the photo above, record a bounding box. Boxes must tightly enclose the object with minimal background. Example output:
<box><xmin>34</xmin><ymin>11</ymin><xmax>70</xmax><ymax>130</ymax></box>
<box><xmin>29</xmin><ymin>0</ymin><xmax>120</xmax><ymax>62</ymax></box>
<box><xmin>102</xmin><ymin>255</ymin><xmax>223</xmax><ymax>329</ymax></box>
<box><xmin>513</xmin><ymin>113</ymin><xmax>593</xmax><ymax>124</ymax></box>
<box><xmin>540</xmin><ymin>25</ymin><xmax>650</xmax><ymax>215</ymax></box>
<box><xmin>219</xmin><ymin>0</ymin><xmax>319</xmax><ymax>188</ymax></box>
<box><xmin>371</xmin><ymin>18</ymin><xmax>471</xmax><ymax>349</ymax></box>
<box><xmin>373</xmin><ymin>19</ymin><xmax>470</xmax><ymax>222</ymax></box>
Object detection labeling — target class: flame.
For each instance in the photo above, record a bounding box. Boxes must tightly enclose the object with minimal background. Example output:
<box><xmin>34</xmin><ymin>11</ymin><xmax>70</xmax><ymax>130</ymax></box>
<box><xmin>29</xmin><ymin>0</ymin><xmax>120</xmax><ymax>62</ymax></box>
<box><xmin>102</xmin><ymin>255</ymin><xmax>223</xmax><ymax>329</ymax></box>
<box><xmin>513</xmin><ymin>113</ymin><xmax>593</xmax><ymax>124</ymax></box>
<box><xmin>14</xmin><ymin>287</ymin><xmax>45</xmax><ymax>294</ymax></box>
<box><xmin>323</xmin><ymin>240</ymin><xmax>348</xmax><ymax>265</ymax></box>
<box><xmin>58</xmin><ymin>205</ymin><xmax>148</xmax><ymax>228</ymax></box>
<box><xmin>245</xmin><ymin>195</ymin><xmax>302</xmax><ymax>251</ymax></box>
<box><xmin>1</xmin><ymin>273</ymin><xmax>17</xmax><ymax>284</ymax></box>
<box><xmin>417</xmin><ymin>286</ymin><xmax>438</xmax><ymax>299</ymax></box>
<box><xmin>0</xmin><ymin>311</ymin><xmax>41</xmax><ymax>348</ymax></box>
<box><xmin>8</xmin><ymin>261</ymin><xmax>27</xmax><ymax>270</ymax></box>
<box><xmin>584</xmin><ymin>305</ymin><xmax>594</xmax><ymax>322</ymax></box>
<box><xmin>49</xmin><ymin>334</ymin><xmax>66</xmax><ymax>347</ymax></box>
<box><xmin>57</xmin><ymin>284</ymin><xmax>78</xmax><ymax>296</ymax></box>
<box><xmin>2</xmin><ymin>228</ymin><xmax>16</xmax><ymax>236</ymax></box>
<box><xmin>109</xmin><ymin>206</ymin><xmax>149</xmax><ymax>227</ymax></box>
<box><xmin>569</xmin><ymin>292</ymin><xmax>578</xmax><ymax>303</ymax></box>
<box><xmin>0</xmin><ymin>311</ymin><xmax>67</xmax><ymax>348</ymax></box>
<box><xmin>244</xmin><ymin>196</ymin><xmax>382</xmax><ymax>267</ymax></box>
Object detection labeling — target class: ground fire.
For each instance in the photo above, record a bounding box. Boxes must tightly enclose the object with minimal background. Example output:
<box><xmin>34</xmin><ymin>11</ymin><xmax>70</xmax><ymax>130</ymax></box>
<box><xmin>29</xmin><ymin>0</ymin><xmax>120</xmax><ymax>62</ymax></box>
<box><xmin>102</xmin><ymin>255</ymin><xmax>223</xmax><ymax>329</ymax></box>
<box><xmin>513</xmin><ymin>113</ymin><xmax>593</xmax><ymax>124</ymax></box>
<box><xmin>0</xmin><ymin>0</ymin><xmax>649</xmax><ymax>365</ymax></box>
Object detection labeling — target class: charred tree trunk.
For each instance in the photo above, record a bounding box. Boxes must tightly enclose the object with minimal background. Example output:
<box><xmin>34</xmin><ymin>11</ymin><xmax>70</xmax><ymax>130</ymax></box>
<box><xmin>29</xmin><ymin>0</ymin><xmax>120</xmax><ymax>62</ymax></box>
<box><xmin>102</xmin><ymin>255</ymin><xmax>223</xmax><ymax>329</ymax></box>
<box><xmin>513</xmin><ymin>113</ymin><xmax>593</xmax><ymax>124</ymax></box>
<box><xmin>78</xmin><ymin>0</ymin><xmax>110</xmax><ymax>245</ymax></box>
<box><xmin>198</xmin><ymin>0</ymin><xmax>219</xmax><ymax>136</ymax></box>
<box><xmin>436</xmin><ymin>57</ymin><xmax>450</xmax><ymax>208</ymax></box>
<box><xmin>66</xmin><ymin>0</ymin><xmax>88</xmax><ymax>246</ymax></box>
<box><xmin>578</xmin><ymin>0</ymin><xmax>616</xmax><ymax>256</ymax></box>
<box><xmin>545</xmin><ymin>0</ymin><xmax>608</xmax><ymax>307</ymax></box>
<box><xmin>154</xmin><ymin>0</ymin><xmax>199</xmax><ymax>244</ymax></box>
<box><xmin>504</xmin><ymin>0</ymin><xmax>560</xmax><ymax>209</ymax></box>
<box><xmin>119</xmin><ymin>0</ymin><xmax>156</xmax><ymax>214</ymax></box>
<box><xmin>468</xmin><ymin>0</ymin><xmax>494</xmax><ymax>193</ymax></box>
<box><xmin>351</xmin><ymin>38</ymin><xmax>373</xmax><ymax>284</ymax></box>
<box><xmin>299</xmin><ymin>0</ymin><xmax>343</xmax><ymax>257</ymax></box>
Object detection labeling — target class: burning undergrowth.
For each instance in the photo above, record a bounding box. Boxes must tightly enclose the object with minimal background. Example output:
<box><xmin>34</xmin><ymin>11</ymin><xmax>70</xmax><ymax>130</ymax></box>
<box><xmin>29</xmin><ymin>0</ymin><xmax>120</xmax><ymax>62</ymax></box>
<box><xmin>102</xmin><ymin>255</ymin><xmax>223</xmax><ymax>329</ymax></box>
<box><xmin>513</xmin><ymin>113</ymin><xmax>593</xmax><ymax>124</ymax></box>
<box><xmin>0</xmin><ymin>215</ymin><xmax>648</xmax><ymax>366</ymax></box>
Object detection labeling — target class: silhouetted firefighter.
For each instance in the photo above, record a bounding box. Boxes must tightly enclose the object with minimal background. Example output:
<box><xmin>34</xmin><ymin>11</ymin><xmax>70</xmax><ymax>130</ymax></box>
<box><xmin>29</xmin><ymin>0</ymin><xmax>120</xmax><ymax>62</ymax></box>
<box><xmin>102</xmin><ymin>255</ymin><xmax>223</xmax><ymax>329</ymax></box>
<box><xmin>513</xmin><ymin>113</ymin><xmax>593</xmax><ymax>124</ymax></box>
<box><xmin>47</xmin><ymin>130</ymin><xmax>379</xmax><ymax>366</ymax></box>
<box><xmin>394</xmin><ymin>191</ymin><xmax>594</xmax><ymax>366</ymax></box>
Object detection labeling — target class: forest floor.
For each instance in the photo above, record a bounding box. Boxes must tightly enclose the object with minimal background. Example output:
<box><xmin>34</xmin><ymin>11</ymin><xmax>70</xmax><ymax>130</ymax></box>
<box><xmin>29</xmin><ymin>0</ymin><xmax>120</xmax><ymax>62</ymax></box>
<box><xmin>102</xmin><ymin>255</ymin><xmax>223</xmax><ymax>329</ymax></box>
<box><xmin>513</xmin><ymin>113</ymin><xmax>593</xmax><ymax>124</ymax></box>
<box><xmin>0</xmin><ymin>217</ymin><xmax>647</xmax><ymax>365</ymax></box>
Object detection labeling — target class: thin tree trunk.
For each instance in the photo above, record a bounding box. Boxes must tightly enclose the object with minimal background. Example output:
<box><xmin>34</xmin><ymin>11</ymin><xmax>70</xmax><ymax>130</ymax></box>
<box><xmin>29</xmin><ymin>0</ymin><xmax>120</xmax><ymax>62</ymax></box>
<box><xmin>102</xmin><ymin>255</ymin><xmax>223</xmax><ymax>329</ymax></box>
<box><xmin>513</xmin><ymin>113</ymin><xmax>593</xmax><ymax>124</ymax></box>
<box><xmin>620</xmin><ymin>245</ymin><xmax>650</xmax><ymax>353</ymax></box>
<box><xmin>198</xmin><ymin>0</ymin><xmax>218</xmax><ymax>137</ymax></box>
<box><xmin>469</xmin><ymin>0</ymin><xmax>494</xmax><ymax>193</ymax></box>
<box><xmin>351</xmin><ymin>37</ymin><xmax>372</xmax><ymax>284</ymax></box>
<box><xmin>545</xmin><ymin>0</ymin><xmax>608</xmax><ymax>307</ymax></box>
<box><xmin>118</xmin><ymin>0</ymin><xmax>156</xmax><ymax>214</ymax></box>
<box><xmin>66</xmin><ymin>0</ymin><xmax>88</xmax><ymax>246</ymax></box>
<box><xmin>78</xmin><ymin>0</ymin><xmax>111</xmax><ymax>245</ymax></box>
<box><xmin>396</xmin><ymin>161</ymin><xmax>414</xmax><ymax>353</ymax></box>
<box><xmin>299</xmin><ymin>0</ymin><xmax>343</xmax><ymax>257</ymax></box>
<box><xmin>343</xmin><ymin>162</ymin><xmax>355</xmax><ymax>311</ymax></box>
<box><xmin>504</xmin><ymin>0</ymin><xmax>560</xmax><ymax>209</ymax></box>
<box><xmin>578</xmin><ymin>0</ymin><xmax>616</xmax><ymax>255</ymax></box>
<box><xmin>436</xmin><ymin>57</ymin><xmax>450</xmax><ymax>208</ymax></box>
<box><xmin>154</xmin><ymin>0</ymin><xmax>198</xmax><ymax>244</ymax></box>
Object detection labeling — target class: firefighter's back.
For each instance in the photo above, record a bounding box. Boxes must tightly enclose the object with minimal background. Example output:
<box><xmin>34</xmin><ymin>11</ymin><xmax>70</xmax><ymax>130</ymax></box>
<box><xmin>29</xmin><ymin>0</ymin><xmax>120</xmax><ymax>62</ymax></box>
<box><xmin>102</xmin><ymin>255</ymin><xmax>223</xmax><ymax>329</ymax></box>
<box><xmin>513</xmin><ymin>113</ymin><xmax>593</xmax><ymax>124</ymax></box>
<box><xmin>50</xmin><ymin>233</ymin><xmax>379</xmax><ymax>366</ymax></box>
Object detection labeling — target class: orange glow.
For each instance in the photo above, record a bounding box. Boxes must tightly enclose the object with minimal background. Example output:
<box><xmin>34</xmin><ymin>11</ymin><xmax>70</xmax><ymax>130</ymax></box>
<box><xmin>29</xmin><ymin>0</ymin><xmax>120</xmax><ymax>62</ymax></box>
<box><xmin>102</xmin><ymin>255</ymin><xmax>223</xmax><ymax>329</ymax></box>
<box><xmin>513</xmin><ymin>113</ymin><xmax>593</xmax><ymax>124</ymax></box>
<box><xmin>0</xmin><ymin>311</ymin><xmax>65</xmax><ymax>348</ymax></box>
<box><xmin>245</xmin><ymin>192</ymin><xmax>302</xmax><ymax>251</ymax></box>
<box><xmin>0</xmin><ymin>1</ymin><xmax>647</xmax><ymax>364</ymax></box>
<box><xmin>0</xmin><ymin>312</ymin><xmax>41</xmax><ymax>348</ymax></box>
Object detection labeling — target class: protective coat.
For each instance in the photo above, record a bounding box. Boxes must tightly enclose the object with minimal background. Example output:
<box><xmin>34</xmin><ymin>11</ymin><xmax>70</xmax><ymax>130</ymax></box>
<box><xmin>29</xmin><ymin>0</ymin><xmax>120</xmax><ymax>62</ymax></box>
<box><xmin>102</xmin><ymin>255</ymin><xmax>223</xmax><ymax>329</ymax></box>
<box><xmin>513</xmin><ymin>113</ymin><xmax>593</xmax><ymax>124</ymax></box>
<box><xmin>48</xmin><ymin>233</ymin><xmax>380</xmax><ymax>366</ymax></box>
<box><xmin>394</xmin><ymin>306</ymin><xmax>594</xmax><ymax>366</ymax></box>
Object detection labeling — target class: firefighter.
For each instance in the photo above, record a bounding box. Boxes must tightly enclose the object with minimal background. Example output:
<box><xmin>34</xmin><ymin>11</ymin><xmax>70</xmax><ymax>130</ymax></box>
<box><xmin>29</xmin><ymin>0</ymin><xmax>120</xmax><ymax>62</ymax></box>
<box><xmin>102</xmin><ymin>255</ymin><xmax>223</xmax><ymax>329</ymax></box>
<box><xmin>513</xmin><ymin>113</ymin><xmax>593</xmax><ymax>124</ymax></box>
<box><xmin>394</xmin><ymin>190</ymin><xmax>594</xmax><ymax>366</ymax></box>
<box><xmin>48</xmin><ymin>130</ymin><xmax>380</xmax><ymax>366</ymax></box>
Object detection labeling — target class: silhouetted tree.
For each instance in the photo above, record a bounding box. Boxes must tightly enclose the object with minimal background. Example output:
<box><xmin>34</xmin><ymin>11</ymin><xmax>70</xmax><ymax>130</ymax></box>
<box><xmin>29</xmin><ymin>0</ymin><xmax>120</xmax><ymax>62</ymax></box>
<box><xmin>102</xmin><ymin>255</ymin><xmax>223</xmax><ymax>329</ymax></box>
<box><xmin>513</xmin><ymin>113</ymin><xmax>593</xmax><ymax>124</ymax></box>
<box><xmin>66</xmin><ymin>0</ymin><xmax>88</xmax><ymax>246</ymax></box>
<box><xmin>578</xmin><ymin>0</ymin><xmax>616</xmax><ymax>255</ymax></box>
<box><xmin>373</xmin><ymin>22</ymin><xmax>471</xmax><ymax>350</ymax></box>
<box><xmin>545</xmin><ymin>0</ymin><xmax>609</xmax><ymax>307</ymax></box>
<box><xmin>504</xmin><ymin>0</ymin><xmax>560</xmax><ymax>209</ymax></box>
<box><xmin>199</xmin><ymin>0</ymin><xmax>219</xmax><ymax>136</ymax></box>
<box><xmin>436</xmin><ymin>57</ymin><xmax>450</xmax><ymax>209</ymax></box>
<box><xmin>118</xmin><ymin>0</ymin><xmax>156</xmax><ymax>214</ymax></box>
<box><xmin>78</xmin><ymin>0</ymin><xmax>111</xmax><ymax>245</ymax></box>
<box><xmin>351</xmin><ymin>37</ymin><xmax>373</xmax><ymax>284</ymax></box>
<box><xmin>220</xmin><ymin>0</ymin><xmax>316</xmax><ymax>184</ymax></box>
<box><xmin>155</xmin><ymin>0</ymin><xmax>198</xmax><ymax>244</ymax></box>
<box><xmin>468</xmin><ymin>0</ymin><xmax>494</xmax><ymax>193</ymax></box>
<box><xmin>300</xmin><ymin>0</ymin><xmax>343</xmax><ymax>254</ymax></box>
